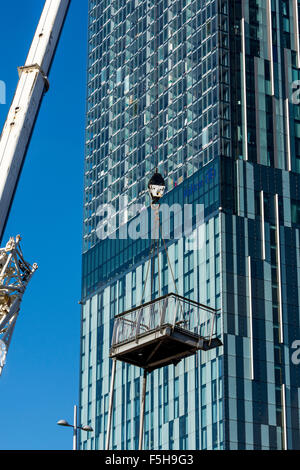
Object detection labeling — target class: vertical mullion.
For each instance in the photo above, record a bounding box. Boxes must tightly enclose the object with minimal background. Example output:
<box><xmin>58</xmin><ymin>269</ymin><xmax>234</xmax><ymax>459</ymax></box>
<box><xmin>241</xmin><ymin>18</ymin><xmax>248</xmax><ymax>161</ymax></box>
<box><xmin>248</xmin><ymin>256</ymin><xmax>254</xmax><ymax>381</ymax></box>
<box><xmin>260</xmin><ymin>190</ymin><xmax>266</xmax><ymax>260</ymax></box>
<box><xmin>275</xmin><ymin>194</ymin><xmax>284</xmax><ymax>344</ymax></box>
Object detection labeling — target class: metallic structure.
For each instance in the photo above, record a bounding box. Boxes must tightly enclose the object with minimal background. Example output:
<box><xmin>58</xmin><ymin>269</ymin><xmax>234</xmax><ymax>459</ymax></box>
<box><xmin>0</xmin><ymin>236</ymin><xmax>37</xmax><ymax>375</ymax></box>
<box><xmin>0</xmin><ymin>0</ymin><xmax>70</xmax><ymax>243</ymax></box>
<box><xmin>110</xmin><ymin>293</ymin><xmax>221</xmax><ymax>371</ymax></box>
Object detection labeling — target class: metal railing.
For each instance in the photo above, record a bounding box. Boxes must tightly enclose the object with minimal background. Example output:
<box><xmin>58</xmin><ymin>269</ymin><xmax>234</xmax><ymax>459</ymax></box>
<box><xmin>111</xmin><ymin>293</ymin><xmax>219</xmax><ymax>347</ymax></box>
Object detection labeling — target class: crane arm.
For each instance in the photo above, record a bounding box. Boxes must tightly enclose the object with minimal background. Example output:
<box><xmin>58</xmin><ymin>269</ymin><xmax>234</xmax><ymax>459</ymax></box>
<box><xmin>0</xmin><ymin>235</ymin><xmax>38</xmax><ymax>376</ymax></box>
<box><xmin>0</xmin><ymin>0</ymin><xmax>70</xmax><ymax>243</ymax></box>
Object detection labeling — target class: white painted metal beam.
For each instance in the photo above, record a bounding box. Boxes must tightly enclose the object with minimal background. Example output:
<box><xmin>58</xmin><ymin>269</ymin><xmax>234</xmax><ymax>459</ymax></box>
<box><xmin>0</xmin><ymin>0</ymin><xmax>70</xmax><ymax>243</ymax></box>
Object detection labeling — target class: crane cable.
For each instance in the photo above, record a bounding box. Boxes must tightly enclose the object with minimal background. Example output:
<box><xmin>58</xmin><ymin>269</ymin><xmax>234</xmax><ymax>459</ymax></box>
<box><xmin>139</xmin><ymin>203</ymin><xmax>183</xmax><ymax>319</ymax></box>
<box><xmin>139</xmin><ymin>0</ymin><xmax>181</xmax><ymax>308</ymax></box>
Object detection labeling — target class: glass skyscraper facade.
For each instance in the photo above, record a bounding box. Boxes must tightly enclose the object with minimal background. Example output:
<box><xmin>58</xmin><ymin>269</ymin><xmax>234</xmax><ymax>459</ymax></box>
<box><xmin>80</xmin><ymin>0</ymin><xmax>300</xmax><ymax>450</ymax></box>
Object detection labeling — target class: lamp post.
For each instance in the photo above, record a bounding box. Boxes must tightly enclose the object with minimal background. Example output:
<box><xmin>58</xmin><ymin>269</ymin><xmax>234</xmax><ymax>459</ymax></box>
<box><xmin>57</xmin><ymin>405</ymin><xmax>93</xmax><ymax>450</ymax></box>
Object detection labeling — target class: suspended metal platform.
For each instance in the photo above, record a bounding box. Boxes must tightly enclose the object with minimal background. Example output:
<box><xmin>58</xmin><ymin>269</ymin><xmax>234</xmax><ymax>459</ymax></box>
<box><xmin>110</xmin><ymin>293</ymin><xmax>222</xmax><ymax>372</ymax></box>
<box><xmin>106</xmin><ymin>293</ymin><xmax>222</xmax><ymax>450</ymax></box>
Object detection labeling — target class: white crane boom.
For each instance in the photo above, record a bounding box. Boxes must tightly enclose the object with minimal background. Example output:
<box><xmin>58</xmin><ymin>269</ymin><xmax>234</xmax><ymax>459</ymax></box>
<box><xmin>0</xmin><ymin>0</ymin><xmax>70</xmax><ymax>243</ymax></box>
<box><xmin>0</xmin><ymin>0</ymin><xmax>70</xmax><ymax>374</ymax></box>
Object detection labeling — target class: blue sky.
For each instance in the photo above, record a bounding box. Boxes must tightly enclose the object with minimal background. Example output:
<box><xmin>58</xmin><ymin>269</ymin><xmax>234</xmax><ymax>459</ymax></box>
<box><xmin>0</xmin><ymin>0</ymin><xmax>87</xmax><ymax>449</ymax></box>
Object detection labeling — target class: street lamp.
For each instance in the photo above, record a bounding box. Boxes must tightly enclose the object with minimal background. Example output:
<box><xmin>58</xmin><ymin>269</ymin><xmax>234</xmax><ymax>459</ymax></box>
<box><xmin>57</xmin><ymin>405</ymin><xmax>93</xmax><ymax>450</ymax></box>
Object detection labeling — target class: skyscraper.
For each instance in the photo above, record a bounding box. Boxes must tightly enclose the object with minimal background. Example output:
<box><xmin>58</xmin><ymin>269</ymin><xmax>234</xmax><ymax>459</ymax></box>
<box><xmin>80</xmin><ymin>0</ymin><xmax>300</xmax><ymax>450</ymax></box>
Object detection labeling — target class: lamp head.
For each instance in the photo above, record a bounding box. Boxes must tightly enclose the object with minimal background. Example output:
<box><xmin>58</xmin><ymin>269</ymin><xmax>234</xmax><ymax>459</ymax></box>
<box><xmin>82</xmin><ymin>425</ymin><xmax>93</xmax><ymax>432</ymax></box>
<box><xmin>57</xmin><ymin>420</ymin><xmax>71</xmax><ymax>427</ymax></box>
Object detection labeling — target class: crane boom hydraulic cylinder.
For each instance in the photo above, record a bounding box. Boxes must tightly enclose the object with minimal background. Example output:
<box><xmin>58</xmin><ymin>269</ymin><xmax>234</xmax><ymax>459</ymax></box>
<box><xmin>0</xmin><ymin>0</ymin><xmax>70</xmax><ymax>243</ymax></box>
